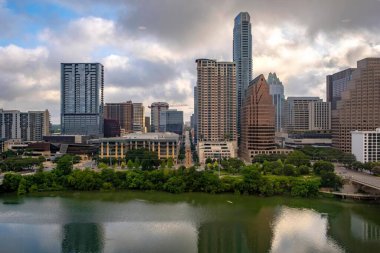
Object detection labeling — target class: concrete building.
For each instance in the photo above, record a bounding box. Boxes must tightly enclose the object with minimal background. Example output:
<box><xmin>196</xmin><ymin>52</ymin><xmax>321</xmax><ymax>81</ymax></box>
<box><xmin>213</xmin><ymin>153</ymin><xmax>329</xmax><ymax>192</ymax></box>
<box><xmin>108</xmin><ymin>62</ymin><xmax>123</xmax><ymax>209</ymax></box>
<box><xmin>104</xmin><ymin>101</ymin><xmax>133</xmax><ymax>134</ymax></box>
<box><xmin>239</xmin><ymin>75</ymin><xmax>277</xmax><ymax>161</ymax></box>
<box><xmin>196</xmin><ymin>59</ymin><xmax>237</xmax><ymax>142</ymax></box>
<box><xmin>150</xmin><ymin>102</ymin><xmax>169</xmax><ymax>132</ymax></box>
<box><xmin>327</xmin><ymin>68</ymin><xmax>356</xmax><ymax>110</ymax></box>
<box><xmin>352</xmin><ymin>128</ymin><xmax>380</xmax><ymax>163</ymax></box>
<box><xmin>104</xmin><ymin>119</ymin><xmax>121</xmax><ymax>137</ymax></box>
<box><xmin>284</xmin><ymin>133</ymin><xmax>333</xmax><ymax>149</ymax></box>
<box><xmin>285</xmin><ymin>97</ymin><xmax>322</xmax><ymax>133</ymax></box>
<box><xmin>193</xmin><ymin>86</ymin><xmax>198</xmax><ymax>143</ymax></box>
<box><xmin>308</xmin><ymin>101</ymin><xmax>331</xmax><ymax>131</ymax></box>
<box><xmin>198</xmin><ymin>141</ymin><xmax>237</xmax><ymax>165</ymax></box>
<box><xmin>132</xmin><ymin>103</ymin><xmax>146</xmax><ymax>132</ymax></box>
<box><xmin>98</xmin><ymin>132</ymin><xmax>180</xmax><ymax>162</ymax></box>
<box><xmin>332</xmin><ymin>58</ymin><xmax>380</xmax><ymax>153</ymax></box>
<box><xmin>159</xmin><ymin>109</ymin><xmax>184</xmax><ymax>135</ymax></box>
<box><xmin>0</xmin><ymin>109</ymin><xmax>50</xmax><ymax>141</ymax></box>
<box><xmin>61</xmin><ymin>63</ymin><xmax>104</xmax><ymax>137</ymax></box>
<box><xmin>268</xmin><ymin>73</ymin><xmax>285</xmax><ymax>132</ymax></box>
<box><xmin>233</xmin><ymin>12</ymin><xmax>252</xmax><ymax>136</ymax></box>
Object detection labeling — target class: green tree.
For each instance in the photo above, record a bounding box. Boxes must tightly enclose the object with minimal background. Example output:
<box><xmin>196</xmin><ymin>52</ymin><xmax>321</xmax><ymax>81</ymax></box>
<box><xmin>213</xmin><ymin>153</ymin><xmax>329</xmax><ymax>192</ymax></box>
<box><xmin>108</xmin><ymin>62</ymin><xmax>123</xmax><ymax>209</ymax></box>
<box><xmin>320</xmin><ymin>171</ymin><xmax>342</xmax><ymax>189</ymax></box>
<box><xmin>313</xmin><ymin>161</ymin><xmax>334</xmax><ymax>175</ymax></box>
<box><xmin>56</xmin><ymin>155</ymin><xmax>73</xmax><ymax>175</ymax></box>
<box><xmin>285</xmin><ymin>151</ymin><xmax>311</xmax><ymax>167</ymax></box>
<box><xmin>17</xmin><ymin>178</ymin><xmax>27</xmax><ymax>195</ymax></box>
<box><xmin>2</xmin><ymin>173</ymin><xmax>22</xmax><ymax>192</ymax></box>
<box><xmin>283</xmin><ymin>164</ymin><xmax>297</xmax><ymax>176</ymax></box>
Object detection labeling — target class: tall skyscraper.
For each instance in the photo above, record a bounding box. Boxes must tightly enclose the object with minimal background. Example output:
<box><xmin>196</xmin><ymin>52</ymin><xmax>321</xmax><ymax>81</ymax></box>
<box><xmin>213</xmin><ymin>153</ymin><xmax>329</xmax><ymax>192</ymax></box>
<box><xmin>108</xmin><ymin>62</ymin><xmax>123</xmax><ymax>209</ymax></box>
<box><xmin>150</xmin><ymin>102</ymin><xmax>169</xmax><ymax>132</ymax></box>
<box><xmin>268</xmin><ymin>73</ymin><xmax>285</xmax><ymax>132</ymax></box>
<box><xmin>61</xmin><ymin>63</ymin><xmax>104</xmax><ymax>137</ymax></box>
<box><xmin>132</xmin><ymin>103</ymin><xmax>146</xmax><ymax>132</ymax></box>
<box><xmin>239</xmin><ymin>75</ymin><xmax>276</xmax><ymax>161</ymax></box>
<box><xmin>332</xmin><ymin>58</ymin><xmax>380</xmax><ymax>153</ymax></box>
<box><xmin>326</xmin><ymin>68</ymin><xmax>356</xmax><ymax>110</ymax></box>
<box><xmin>193</xmin><ymin>85</ymin><xmax>198</xmax><ymax>143</ymax></box>
<box><xmin>196</xmin><ymin>59</ymin><xmax>237</xmax><ymax>142</ymax></box>
<box><xmin>104</xmin><ymin>101</ymin><xmax>134</xmax><ymax>134</ymax></box>
<box><xmin>0</xmin><ymin>109</ymin><xmax>50</xmax><ymax>141</ymax></box>
<box><xmin>233</xmin><ymin>12</ymin><xmax>252</xmax><ymax>136</ymax></box>
<box><xmin>159</xmin><ymin>109</ymin><xmax>184</xmax><ymax>135</ymax></box>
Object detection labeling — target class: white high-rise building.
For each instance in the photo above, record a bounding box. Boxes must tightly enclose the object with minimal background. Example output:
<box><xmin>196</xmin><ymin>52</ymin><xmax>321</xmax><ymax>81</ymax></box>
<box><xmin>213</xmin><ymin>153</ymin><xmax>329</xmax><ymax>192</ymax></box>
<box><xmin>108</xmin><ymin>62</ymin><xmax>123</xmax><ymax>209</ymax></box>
<box><xmin>352</xmin><ymin>128</ymin><xmax>380</xmax><ymax>163</ymax></box>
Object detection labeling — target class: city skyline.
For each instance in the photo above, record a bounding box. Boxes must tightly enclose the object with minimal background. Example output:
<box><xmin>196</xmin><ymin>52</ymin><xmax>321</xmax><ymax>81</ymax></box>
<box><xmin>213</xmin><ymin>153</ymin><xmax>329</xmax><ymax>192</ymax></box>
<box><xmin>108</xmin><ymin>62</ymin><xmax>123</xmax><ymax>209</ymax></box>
<box><xmin>1</xmin><ymin>1</ymin><xmax>380</xmax><ymax>123</ymax></box>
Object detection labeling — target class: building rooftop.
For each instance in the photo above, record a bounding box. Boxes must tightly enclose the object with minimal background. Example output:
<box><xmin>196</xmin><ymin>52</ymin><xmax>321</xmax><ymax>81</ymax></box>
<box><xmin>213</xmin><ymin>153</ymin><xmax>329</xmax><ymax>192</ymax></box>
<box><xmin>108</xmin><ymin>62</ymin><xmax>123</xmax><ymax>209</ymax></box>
<box><xmin>99</xmin><ymin>132</ymin><xmax>180</xmax><ymax>141</ymax></box>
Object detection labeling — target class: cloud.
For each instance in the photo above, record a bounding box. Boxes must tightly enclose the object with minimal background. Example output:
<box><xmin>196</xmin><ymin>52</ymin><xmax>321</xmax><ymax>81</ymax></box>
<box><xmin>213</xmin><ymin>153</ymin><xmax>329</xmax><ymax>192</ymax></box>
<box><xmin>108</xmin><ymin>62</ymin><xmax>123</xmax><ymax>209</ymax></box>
<box><xmin>1</xmin><ymin>0</ymin><xmax>380</xmax><ymax>123</ymax></box>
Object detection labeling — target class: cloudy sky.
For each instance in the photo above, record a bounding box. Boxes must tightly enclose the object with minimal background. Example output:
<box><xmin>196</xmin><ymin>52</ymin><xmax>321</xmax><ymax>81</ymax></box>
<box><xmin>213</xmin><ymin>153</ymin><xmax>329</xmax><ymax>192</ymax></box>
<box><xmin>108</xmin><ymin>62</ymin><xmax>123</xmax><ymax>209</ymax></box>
<box><xmin>1</xmin><ymin>0</ymin><xmax>380</xmax><ymax>123</ymax></box>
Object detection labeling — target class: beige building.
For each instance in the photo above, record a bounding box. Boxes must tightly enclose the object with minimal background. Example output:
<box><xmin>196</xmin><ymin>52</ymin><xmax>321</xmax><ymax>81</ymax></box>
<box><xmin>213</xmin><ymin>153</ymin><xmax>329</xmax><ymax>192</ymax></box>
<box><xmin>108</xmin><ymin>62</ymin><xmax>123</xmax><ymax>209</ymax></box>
<box><xmin>198</xmin><ymin>141</ymin><xmax>237</xmax><ymax>164</ymax></box>
<box><xmin>98</xmin><ymin>132</ymin><xmax>180</xmax><ymax>162</ymax></box>
<box><xmin>195</xmin><ymin>59</ymin><xmax>237</xmax><ymax>142</ymax></box>
<box><xmin>104</xmin><ymin>101</ymin><xmax>134</xmax><ymax>134</ymax></box>
<box><xmin>133</xmin><ymin>103</ymin><xmax>146</xmax><ymax>133</ymax></box>
<box><xmin>332</xmin><ymin>58</ymin><xmax>380</xmax><ymax>153</ymax></box>
<box><xmin>308</xmin><ymin>101</ymin><xmax>331</xmax><ymax>131</ymax></box>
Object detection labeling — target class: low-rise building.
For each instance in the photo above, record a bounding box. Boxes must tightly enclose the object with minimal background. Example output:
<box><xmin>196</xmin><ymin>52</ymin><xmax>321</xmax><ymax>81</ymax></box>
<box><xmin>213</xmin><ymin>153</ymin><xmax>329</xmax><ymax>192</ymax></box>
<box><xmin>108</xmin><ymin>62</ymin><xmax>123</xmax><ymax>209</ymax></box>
<box><xmin>198</xmin><ymin>141</ymin><xmax>237</xmax><ymax>164</ymax></box>
<box><xmin>284</xmin><ymin>133</ymin><xmax>333</xmax><ymax>148</ymax></box>
<box><xmin>97</xmin><ymin>132</ymin><xmax>180</xmax><ymax>162</ymax></box>
<box><xmin>352</xmin><ymin>128</ymin><xmax>380</xmax><ymax>163</ymax></box>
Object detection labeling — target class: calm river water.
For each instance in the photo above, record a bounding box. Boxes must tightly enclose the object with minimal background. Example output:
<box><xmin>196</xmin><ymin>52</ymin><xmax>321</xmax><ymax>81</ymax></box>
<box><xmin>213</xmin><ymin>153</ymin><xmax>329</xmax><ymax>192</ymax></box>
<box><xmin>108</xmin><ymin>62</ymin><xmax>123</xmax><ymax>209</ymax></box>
<box><xmin>0</xmin><ymin>192</ymin><xmax>379</xmax><ymax>253</ymax></box>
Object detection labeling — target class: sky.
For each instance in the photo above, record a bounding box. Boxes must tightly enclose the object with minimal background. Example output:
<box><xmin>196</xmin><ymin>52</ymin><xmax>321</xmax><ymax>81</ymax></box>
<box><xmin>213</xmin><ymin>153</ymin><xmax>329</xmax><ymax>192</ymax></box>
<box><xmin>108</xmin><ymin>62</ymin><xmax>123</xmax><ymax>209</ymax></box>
<box><xmin>1</xmin><ymin>0</ymin><xmax>380</xmax><ymax>124</ymax></box>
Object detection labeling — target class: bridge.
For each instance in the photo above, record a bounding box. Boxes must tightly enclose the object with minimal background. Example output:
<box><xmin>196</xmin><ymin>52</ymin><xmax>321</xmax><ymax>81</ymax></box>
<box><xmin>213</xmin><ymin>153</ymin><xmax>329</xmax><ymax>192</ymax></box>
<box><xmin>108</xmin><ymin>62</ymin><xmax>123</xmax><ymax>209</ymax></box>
<box><xmin>335</xmin><ymin>166</ymin><xmax>380</xmax><ymax>192</ymax></box>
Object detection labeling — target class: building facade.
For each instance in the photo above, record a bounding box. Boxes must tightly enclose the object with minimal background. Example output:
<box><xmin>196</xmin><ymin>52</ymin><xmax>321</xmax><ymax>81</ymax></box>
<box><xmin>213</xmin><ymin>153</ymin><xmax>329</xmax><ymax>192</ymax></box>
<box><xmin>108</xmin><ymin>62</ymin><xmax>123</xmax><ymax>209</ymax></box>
<box><xmin>233</xmin><ymin>12</ymin><xmax>252</xmax><ymax>136</ymax></box>
<box><xmin>0</xmin><ymin>109</ymin><xmax>50</xmax><ymax>141</ymax></box>
<box><xmin>196</xmin><ymin>59</ymin><xmax>237</xmax><ymax>142</ymax></box>
<box><xmin>145</xmin><ymin>116</ymin><xmax>151</xmax><ymax>133</ymax></box>
<box><xmin>104</xmin><ymin>101</ymin><xmax>134</xmax><ymax>134</ymax></box>
<box><xmin>98</xmin><ymin>132</ymin><xmax>180</xmax><ymax>162</ymax></box>
<box><xmin>308</xmin><ymin>101</ymin><xmax>331</xmax><ymax>131</ymax></box>
<box><xmin>159</xmin><ymin>109</ymin><xmax>184</xmax><ymax>135</ymax></box>
<box><xmin>285</xmin><ymin>97</ymin><xmax>322</xmax><ymax>132</ymax></box>
<box><xmin>193</xmin><ymin>85</ymin><xmax>198</xmax><ymax>143</ymax></box>
<box><xmin>239</xmin><ymin>75</ymin><xmax>277</xmax><ymax>161</ymax></box>
<box><xmin>268</xmin><ymin>72</ymin><xmax>285</xmax><ymax>132</ymax></box>
<box><xmin>132</xmin><ymin>103</ymin><xmax>146</xmax><ymax>132</ymax></box>
<box><xmin>352</xmin><ymin>129</ymin><xmax>380</xmax><ymax>163</ymax></box>
<box><xmin>326</xmin><ymin>68</ymin><xmax>356</xmax><ymax>110</ymax></box>
<box><xmin>150</xmin><ymin>102</ymin><xmax>169</xmax><ymax>132</ymax></box>
<box><xmin>198</xmin><ymin>141</ymin><xmax>237</xmax><ymax>165</ymax></box>
<box><xmin>104</xmin><ymin>119</ymin><xmax>121</xmax><ymax>138</ymax></box>
<box><xmin>61</xmin><ymin>63</ymin><xmax>104</xmax><ymax>137</ymax></box>
<box><xmin>332</xmin><ymin>58</ymin><xmax>380</xmax><ymax>153</ymax></box>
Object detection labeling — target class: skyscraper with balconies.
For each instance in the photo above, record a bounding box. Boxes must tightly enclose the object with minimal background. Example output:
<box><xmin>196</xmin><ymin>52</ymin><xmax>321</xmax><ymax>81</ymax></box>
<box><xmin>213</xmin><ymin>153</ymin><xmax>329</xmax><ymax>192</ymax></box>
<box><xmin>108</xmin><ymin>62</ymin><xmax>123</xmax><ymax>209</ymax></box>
<box><xmin>233</xmin><ymin>12</ymin><xmax>252</xmax><ymax>137</ymax></box>
<box><xmin>61</xmin><ymin>63</ymin><xmax>104</xmax><ymax>137</ymax></box>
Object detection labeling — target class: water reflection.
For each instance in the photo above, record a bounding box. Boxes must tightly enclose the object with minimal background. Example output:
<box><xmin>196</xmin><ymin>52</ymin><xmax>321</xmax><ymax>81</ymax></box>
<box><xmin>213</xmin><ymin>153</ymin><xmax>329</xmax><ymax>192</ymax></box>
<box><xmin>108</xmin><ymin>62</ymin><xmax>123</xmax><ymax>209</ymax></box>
<box><xmin>351</xmin><ymin>214</ymin><xmax>380</xmax><ymax>241</ymax></box>
<box><xmin>61</xmin><ymin>223</ymin><xmax>104</xmax><ymax>253</ymax></box>
<box><xmin>270</xmin><ymin>207</ymin><xmax>343</xmax><ymax>253</ymax></box>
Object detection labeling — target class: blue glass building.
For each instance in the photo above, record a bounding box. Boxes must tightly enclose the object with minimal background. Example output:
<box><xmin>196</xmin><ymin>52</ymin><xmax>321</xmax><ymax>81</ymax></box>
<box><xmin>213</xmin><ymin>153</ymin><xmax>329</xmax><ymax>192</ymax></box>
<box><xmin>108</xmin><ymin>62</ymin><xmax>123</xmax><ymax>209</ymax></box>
<box><xmin>268</xmin><ymin>72</ymin><xmax>285</xmax><ymax>132</ymax></box>
<box><xmin>159</xmin><ymin>109</ymin><xmax>184</xmax><ymax>135</ymax></box>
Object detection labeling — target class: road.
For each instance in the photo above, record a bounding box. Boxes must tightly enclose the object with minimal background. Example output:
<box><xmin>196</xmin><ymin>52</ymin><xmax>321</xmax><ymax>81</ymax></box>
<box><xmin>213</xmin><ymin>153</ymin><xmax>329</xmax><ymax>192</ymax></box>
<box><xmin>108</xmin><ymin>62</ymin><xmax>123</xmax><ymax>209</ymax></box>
<box><xmin>184</xmin><ymin>131</ymin><xmax>192</xmax><ymax>167</ymax></box>
<box><xmin>335</xmin><ymin>166</ymin><xmax>380</xmax><ymax>191</ymax></box>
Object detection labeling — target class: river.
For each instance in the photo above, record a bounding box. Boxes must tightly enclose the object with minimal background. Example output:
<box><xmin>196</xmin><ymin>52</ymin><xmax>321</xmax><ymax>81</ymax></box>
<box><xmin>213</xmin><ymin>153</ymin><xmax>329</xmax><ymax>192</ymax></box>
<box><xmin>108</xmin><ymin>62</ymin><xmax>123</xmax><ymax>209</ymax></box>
<box><xmin>0</xmin><ymin>192</ymin><xmax>379</xmax><ymax>253</ymax></box>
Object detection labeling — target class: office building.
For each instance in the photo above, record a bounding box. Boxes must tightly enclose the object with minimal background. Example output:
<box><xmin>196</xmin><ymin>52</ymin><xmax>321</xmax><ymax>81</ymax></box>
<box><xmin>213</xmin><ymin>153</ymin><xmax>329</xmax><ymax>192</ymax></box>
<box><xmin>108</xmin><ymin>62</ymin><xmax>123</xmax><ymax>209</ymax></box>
<box><xmin>233</xmin><ymin>12</ymin><xmax>252</xmax><ymax>136</ymax></box>
<box><xmin>268</xmin><ymin>73</ymin><xmax>285</xmax><ymax>132</ymax></box>
<box><xmin>326</xmin><ymin>68</ymin><xmax>356</xmax><ymax>110</ymax></box>
<box><xmin>61</xmin><ymin>63</ymin><xmax>104</xmax><ymax>137</ymax></box>
<box><xmin>150</xmin><ymin>102</ymin><xmax>169</xmax><ymax>132</ymax></box>
<box><xmin>104</xmin><ymin>101</ymin><xmax>133</xmax><ymax>134</ymax></box>
<box><xmin>198</xmin><ymin>141</ymin><xmax>237</xmax><ymax>164</ymax></box>
<box><xmin>352</xmin><ymin>128</ymin><xmax>380</xmax><ymax>163</ymax></box>
<box><xmin>132</xmin><ymin>103</ymin><xmax>146</xmax><ymax>132</ymax></box>
<box><xmin>332</xmin><ymin>58</ymin><xmax>380</xmax><ymax>153</ymax></box>
<box><xmin>285</xmin><ymin>97</ymin><xmax>322</xmax><ymax>132</ymax></box>
<box><xmin>145</xmin><ymin>116</ymin><xmax>151</xmax><ymax>133</ymax></box>
<box><xmin>239</xmin><ymin>75</ymin><xmax>277</xmax><ymax>161</ymax></box>
<box><xmin>193</xmin><ymin>85</ymin><xmax>198</xmax><ymax>143</ymax></box>
<box><xmin>104</xmin><ymin>119</ymin><xmax>121</xmax><ymax>137</ymax></box>
<box><xmin>0</xmin><ymin>109</ymin><xmax>50</xmax><ymax>141</ymax></box>
<box><xmin>159</xmin><ymin>109</ymin><xmax>184</xmax><ymax>135</ymax></box>
<box><xmin>98</xmin><ymin>132</ymin><xmax>180</xmax><ymax>161</ymax></box>
<box><xmin>308</xmin><ymin>101</ymin><xmax>331</xmax><ymax>131</ymax></box>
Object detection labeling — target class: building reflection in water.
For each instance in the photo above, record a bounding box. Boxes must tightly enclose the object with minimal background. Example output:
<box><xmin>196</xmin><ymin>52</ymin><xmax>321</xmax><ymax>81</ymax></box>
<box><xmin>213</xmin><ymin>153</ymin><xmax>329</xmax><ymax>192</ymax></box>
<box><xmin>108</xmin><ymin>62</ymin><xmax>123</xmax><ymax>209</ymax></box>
<box><xmin>351</xmin><ymin>214</ymin><xmax>380</xmax><ymax>241</ymax></box>
<box><xmin>61</xmin><ymin>223</ymin><xmax>104</xmax><ymax>253</ymax></box>
<box><xmin>270</xmin><ymin>207</ymin><xmax>344</xmax><ymax>253</ymax></box>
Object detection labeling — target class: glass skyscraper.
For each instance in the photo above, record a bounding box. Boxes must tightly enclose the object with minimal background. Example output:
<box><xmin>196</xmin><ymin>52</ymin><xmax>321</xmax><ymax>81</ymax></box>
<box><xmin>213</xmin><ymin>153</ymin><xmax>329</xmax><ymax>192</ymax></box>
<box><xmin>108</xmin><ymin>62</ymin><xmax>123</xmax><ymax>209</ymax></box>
<box><xmin>233</xmin><ymin>12</ymin><xmax>252</xmax><ymax>136</ymax></box>
<box><xmin>61</xmin><ymin>63</ymin><xmax>104</xmax><ymax>137</ymax></box>
<box><xmin>159</xmin><ymin>109</ymin><xmax>184</xmax><ymax>135</ymax></box>
<box><xmin>268</xmin><ymin>72</ymin><xmax>285</xmax><ymax>132</ymax></box>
